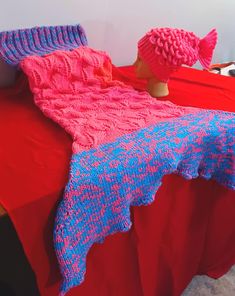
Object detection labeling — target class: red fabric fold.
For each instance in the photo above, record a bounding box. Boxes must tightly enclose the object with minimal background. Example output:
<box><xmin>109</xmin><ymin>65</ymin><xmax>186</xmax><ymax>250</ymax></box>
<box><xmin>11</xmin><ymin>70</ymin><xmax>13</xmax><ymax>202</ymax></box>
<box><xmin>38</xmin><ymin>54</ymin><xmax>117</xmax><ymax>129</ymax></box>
<box><xmin>0</xmin><ymin>66</ymin><xmax>235</xmax><ymax>296</ymax></box>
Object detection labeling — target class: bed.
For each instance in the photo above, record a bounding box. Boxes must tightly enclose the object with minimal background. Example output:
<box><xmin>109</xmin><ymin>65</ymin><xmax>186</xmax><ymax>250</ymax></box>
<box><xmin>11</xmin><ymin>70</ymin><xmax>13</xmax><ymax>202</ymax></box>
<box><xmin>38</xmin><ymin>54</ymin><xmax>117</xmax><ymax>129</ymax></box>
<box><xmin>0</xmin><ymin>62</ymin><xmax>235</xmax><ymax>295</ymax></box>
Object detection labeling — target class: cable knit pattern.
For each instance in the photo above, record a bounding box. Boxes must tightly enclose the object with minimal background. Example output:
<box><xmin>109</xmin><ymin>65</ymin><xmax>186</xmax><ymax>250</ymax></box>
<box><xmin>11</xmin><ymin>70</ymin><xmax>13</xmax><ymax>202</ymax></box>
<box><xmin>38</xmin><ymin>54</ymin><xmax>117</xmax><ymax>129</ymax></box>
<box><xmin>138</xmin><ymin>27</ymin><xmax>217</xmax><ymax>82</ymax></box>
<box><xmin>0</xmin><ymin>24</ymin><xmax>87</xmax><ymax>66</ymax></box>
<box><xmin>20</xmin><ymin>47</ymin><xmax>235</xmax><ymax>296</ymax></box>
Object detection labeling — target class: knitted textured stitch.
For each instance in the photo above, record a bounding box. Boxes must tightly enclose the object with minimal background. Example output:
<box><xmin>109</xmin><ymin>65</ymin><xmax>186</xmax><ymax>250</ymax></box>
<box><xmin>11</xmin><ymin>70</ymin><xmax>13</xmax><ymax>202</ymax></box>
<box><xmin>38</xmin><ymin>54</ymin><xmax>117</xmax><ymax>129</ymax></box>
<box><xmin>20</xmin><ymin>46</ymin><xmax>200</xmax><ymax>153</ymax></box>
<box><xmin>55</xmin><ymin>111</ymin><xmax>234</xmax><ymax>295</ymax></box>
<box><xmin>0</xmin><ymin>24</ymin><xmax>87</xmax><ymax>66</ymax></box>
<box><xmin>20</xmin><ymin>47</ymin><xmax>235</xmax><ymax>296</ymax></box>
<box><xmin>138</xmin><ymin>28</ymin><xmax>217</xmax><ymax>82</ymax></box>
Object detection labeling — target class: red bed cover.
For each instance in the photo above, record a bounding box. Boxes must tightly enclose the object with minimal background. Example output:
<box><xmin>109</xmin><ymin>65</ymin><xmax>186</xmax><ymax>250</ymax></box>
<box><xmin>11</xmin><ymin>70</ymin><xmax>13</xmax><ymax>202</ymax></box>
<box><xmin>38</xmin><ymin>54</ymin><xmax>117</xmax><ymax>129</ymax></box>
<box><xmin>0</xmin><ymin>66</ymin><xmax>235</xmax><ymax>296</ymax></box>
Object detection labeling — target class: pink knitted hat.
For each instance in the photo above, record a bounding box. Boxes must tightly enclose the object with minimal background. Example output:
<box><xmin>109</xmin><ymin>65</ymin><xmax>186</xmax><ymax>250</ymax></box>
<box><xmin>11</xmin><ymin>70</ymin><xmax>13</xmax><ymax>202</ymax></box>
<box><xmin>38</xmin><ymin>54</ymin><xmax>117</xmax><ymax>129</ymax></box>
<box><xmin>138</xmin><ymin>27</ymin><xmax>217</xmax><ymax>82</ymax></box>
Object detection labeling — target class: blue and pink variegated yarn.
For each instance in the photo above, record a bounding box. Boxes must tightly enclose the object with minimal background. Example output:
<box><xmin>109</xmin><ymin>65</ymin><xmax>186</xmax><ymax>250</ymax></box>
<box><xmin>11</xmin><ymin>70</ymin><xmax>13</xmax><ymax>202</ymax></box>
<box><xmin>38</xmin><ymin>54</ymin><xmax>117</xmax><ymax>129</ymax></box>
<box><xmin>54</xmin><ymin>110</ymin><xmax>235</xmax><ymax>295</ymax></box>
<box><xmin>0</xmin><ymin>24</ymin><xmax>87</xmax><ymax>66</ymax></box>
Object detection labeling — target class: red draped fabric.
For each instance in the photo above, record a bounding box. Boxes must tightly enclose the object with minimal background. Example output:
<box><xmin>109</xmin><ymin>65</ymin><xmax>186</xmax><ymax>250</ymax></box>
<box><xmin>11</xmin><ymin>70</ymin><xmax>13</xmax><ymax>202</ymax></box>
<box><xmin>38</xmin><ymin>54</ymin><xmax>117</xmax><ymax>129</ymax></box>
<box><xmin>0</xmin><ymin>66</ymin><xmax>234</xmax><ymax>296</ymax></box>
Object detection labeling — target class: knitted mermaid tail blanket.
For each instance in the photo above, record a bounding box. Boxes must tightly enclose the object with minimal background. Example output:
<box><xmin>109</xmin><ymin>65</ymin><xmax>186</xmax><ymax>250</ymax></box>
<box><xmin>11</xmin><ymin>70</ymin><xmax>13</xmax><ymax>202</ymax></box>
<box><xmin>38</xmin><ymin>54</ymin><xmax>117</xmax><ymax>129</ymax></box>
<box><xmin>20</xmin><ymin>46</ymin><xmax>235</xmax><ymax>296</ymax></box>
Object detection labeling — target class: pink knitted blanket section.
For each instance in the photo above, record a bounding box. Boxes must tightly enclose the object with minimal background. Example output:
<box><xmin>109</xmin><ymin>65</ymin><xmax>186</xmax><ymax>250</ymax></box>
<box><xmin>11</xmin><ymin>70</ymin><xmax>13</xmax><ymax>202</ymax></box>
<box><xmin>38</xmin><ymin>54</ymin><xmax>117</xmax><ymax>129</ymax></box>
<box><xmin>21</xmin><ymin>46</ymin><xmax>199</xmax><ymax>153</ymax></box>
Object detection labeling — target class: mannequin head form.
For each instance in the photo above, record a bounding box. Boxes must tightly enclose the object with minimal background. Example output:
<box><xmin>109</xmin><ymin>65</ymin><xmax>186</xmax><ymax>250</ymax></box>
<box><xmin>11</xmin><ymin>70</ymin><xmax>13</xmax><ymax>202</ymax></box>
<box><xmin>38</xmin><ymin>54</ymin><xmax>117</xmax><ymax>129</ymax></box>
<box><xmin>133</xmin><ymin>55</ymin><xmax>169</xmax><ymax>98</ymax></box>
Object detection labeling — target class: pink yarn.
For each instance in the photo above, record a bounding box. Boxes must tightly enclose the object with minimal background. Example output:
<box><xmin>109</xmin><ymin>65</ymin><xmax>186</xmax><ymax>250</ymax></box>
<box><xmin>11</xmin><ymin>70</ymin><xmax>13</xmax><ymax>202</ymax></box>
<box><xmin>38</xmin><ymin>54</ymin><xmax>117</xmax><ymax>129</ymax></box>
<box><xmin>138</xmin><ymin>28</ymin><xmax>217</xmax><ymax>82</ymax></box>
<box><xmin>20</xmin><ymin>46</ymin><xmax>199</xmax><ymax>153</ymax></box>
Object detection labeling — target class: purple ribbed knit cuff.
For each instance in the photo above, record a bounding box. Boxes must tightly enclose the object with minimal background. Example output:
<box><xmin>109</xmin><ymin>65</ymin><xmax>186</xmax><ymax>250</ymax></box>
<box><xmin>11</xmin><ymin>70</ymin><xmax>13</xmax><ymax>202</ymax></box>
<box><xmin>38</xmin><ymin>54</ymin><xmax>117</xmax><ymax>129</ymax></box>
<box><xmin>0</xmin><ymin>24</ymin><xmax>88</xmax><ymax>66</ymax></box>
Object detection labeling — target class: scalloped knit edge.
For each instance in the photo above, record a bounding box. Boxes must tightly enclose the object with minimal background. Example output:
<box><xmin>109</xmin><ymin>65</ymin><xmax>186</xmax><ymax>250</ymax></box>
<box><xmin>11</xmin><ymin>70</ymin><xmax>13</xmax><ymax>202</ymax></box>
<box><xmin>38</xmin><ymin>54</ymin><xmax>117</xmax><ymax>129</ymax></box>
<box><xmin>57</xmin><ymin>168</ymin><xmax>234</xmax><ymax>296</ymax></box>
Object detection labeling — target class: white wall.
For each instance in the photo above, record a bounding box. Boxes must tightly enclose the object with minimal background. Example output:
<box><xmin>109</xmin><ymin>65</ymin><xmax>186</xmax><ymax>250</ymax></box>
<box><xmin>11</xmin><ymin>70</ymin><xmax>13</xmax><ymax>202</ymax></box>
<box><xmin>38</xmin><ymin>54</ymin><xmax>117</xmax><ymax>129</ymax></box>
<box><xmin>0</xmin><ymin>0</ymin><xmax>234</xmax><ymax>67</ymax></box>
